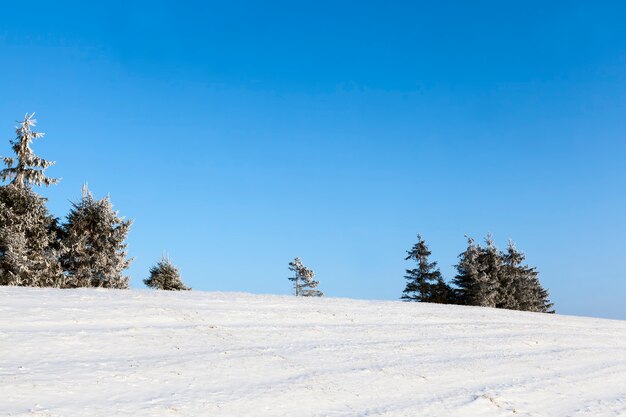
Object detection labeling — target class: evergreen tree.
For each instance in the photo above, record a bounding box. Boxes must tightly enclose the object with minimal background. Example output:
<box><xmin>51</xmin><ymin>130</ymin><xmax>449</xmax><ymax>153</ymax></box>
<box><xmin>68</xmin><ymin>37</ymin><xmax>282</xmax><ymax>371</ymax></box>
<box><xmin>495</xmin><ymin>240</ymin><xmax>521</xmax><ymax>310</ymax></box>
<box><xmin>62</xmin><ymin>185</ymin><xmax>132</xmax><ymax>288</ymax></box>
<box><xmin>503</xmin><ymin>240</ymin><xmax>553</xmax><ymax>313</ymax></box>
<box><xmin>451</xmin><ymin>236</ymin><xmax>480</xmax><ymax>305</ymax></box>
<box><xmin>0</xmin><ymin>114</ymin><xmax>65</xmax><ymax>287</ymax></box>
<box><xmin>1</xmin><ymin>113</ymin><xmax>59</xmax><ymax>187</ymax></box>
<box><xmin>430</xmin><ymin>278</ymin><xmax>452</xmax><ymax>304</ymax></box>
<box><xmin>474</xmin><ymin>234</ymin><xmax>501</xmax><ymax>308</ymax></box>
<box><xmin>500</xmin><ymin>240</ymin><xmax>525</xmax><ymax>310</ymax></box>
<box><xmin>144</xmin><ymin>256</ymin><xmax>190</xmax><ymax>291</ymax></box>
<box><xmin>288</xmin><ymin>257</ymin><xmax>323</xmax><ymax>297</ymax></box>
<box><xmin>0</xmin><ymin>184</ymin><xmax>66</xmax><ymax>287</ymax></box>
<box><xmin>401</xmin><ymin>235</ymin><xmax>450</xmax><ymax>303</ymax></box>
<box><xmin>523</xmin><ymin>268</ymin><xmax>554</xmax><ymax>313</ymax></box>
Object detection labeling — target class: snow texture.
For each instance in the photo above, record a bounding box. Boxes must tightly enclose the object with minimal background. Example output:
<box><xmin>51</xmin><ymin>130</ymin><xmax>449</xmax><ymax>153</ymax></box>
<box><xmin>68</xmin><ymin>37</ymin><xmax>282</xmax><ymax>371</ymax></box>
<box><xmin>2</xmin><ymin>287</ymin><xmax>626</xmax><ymax>416</ymax></box>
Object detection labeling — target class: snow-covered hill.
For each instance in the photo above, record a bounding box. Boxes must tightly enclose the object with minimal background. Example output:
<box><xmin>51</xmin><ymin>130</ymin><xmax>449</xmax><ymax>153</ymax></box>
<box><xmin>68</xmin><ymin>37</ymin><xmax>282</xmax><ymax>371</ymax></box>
<box><xmin>2</xmin><ymin>288</ymin><xmax>626</xmax><ymax>417</ymax></box>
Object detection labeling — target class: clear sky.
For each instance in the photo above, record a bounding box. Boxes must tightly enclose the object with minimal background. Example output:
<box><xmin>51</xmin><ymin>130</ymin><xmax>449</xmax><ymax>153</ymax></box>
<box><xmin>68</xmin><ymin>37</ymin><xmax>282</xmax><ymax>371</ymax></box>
<box><xmin>1</xmin><ymin>1</ymin><xmax>625</xmax><ymax>319</ymax></box>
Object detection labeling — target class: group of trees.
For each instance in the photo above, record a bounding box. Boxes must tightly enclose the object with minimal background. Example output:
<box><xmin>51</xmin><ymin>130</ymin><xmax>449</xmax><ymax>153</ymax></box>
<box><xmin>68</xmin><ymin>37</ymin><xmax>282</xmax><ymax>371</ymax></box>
<box><xmin>402</xmin><ymin>234</ymin><xmax>553</xmax><ymax>313</ymax></box>
<box><xmin>0</xmin><ymin>113</ymin><xmax>189</xmax><ymax>291</ymax></box>
<box><xmin>1</xmin><ymin>114</ymin><xmax>553</xmax><ymax>307</ymax></box>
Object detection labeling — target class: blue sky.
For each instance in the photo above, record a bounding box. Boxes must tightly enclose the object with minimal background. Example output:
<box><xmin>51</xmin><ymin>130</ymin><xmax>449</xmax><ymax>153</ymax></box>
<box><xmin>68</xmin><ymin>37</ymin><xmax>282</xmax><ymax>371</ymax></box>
<box><xmin>1</xmin><ymin>1</ymin><xmax>625</xmax><ymax>319</ymax></box>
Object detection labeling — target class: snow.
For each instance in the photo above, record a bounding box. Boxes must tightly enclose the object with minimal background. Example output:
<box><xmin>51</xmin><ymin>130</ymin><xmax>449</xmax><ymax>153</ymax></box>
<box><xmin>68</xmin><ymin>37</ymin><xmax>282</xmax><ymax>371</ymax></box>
<box><xmin>2</xmin><ymin>287</ymin><xmax>626</xmax><ymax>416</ymax></box>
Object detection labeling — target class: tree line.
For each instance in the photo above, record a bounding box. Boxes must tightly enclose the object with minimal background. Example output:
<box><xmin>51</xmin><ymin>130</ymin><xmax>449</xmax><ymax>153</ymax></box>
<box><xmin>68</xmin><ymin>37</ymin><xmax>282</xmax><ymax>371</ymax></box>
<box><xmin>1</xmin><ymin>114</ymin><xmax>553</xmax><ymax>311</ymax></box>
<box><xmin>0</xmin><ymin>113</ymin><xmax>189</xmax><ymax>291</ymax></box>
<box><xmin>401</xmin><ymin>234</ymin><xmax>553</xmax><ymax>312</ymax></box>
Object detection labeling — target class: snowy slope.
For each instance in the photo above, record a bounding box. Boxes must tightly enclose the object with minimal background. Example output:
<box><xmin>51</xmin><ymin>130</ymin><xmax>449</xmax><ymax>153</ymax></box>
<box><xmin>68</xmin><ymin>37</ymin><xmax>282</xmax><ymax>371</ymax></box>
<box><xmin>2</xmin><ymin>287</ymin><xmax>626</xmax><ymax>417</ymax></box>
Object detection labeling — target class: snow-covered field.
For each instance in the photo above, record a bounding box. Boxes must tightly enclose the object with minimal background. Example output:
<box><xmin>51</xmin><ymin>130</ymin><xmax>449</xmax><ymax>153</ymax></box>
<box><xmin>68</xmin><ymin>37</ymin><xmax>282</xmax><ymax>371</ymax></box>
<box><xmin>2</xmin><ymin>288</ymin><xmax>626</xmax><ymax>417</ymax></box>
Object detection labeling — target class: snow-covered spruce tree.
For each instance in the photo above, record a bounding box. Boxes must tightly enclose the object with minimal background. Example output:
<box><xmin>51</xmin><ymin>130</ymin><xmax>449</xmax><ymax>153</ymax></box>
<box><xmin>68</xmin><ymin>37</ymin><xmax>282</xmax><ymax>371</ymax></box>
<box><xmin>144</xmin><ymin>256</ymin><xmax>190</xmax><ymax>290</ymax></box>
<box><xmin>288</xmin><ymin>257</ymin><xmax>323</xmax><ymax>297</ymax></box>
<box><xmin>0</xmin><ymin>185</ymin><xmax>66</xmax><ymax>287</ymax></box>
<box><xmin>473</xmin><ymin>234</ymin><xmax>501</xmax><ymax>308</ymax></box>
<box><xmin>451</xmin><ymin>236</ymin><xmax>480</xmax><ymax>305</ymax></box>
<box><xmin>522</xmin><ymin>268</ymin><xmax>554</xmax><ymax>313</ymax></box>
<box><xmin>61</xmin><ymin>185</ymin><xmax>132</xmax><ymax>288</ymax></box>
<box><xmin>495</xmin><ymin>239</ymin><xmax>521</xmax><ymax>310</ymax></box>
<box><xmin>503</xmin><ymin>240</ymin><xmax>553</xmax><ymax>313</ymax></box>
<box><xmin>0</xmin><ymin>114</ymin><xmax>65</xmax><ymax>287</ymax></box>
<box><xmin>401</xmin><ymin>235</ymin><xmax>450</xmax><ymax>303</ymax></box>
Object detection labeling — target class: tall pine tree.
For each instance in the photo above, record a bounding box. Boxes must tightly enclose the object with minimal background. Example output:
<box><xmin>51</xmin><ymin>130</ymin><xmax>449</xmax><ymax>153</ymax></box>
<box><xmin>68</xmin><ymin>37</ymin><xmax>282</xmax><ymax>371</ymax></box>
<box><xmin>500</xmin><ymin>239</ymin><xmax>525</xmax><ymax>310</ymax></box>
<box><xmin>503</xmin><ymin>240</ymin><xmax>553</xmax><ymax>313</ymax></box>
<box><xmin>495</xmin><ymin>239</ymin><xmax>521</xmax><ymax>310</ymax></box>
<box><xmin>451</xmin><ymin>236</ymin><xmax>480</xmax><ymax>305</ymax></box>
<box><xmin>401</xmin><ymin>235</ymin><xmax>450</xmax><ymax>303</ymax></box>
<box><xmin>474</xmin><ymin>234</ymin><xmax>501</xmax><ymax>308</ymax></box>
<box><xmin>62</xmin><ymin>185</ymin><xmax>133</xmax><ymax>288</ymax></box>
<box><xmin>0</xmin><ymin>114</ymin><xmax>64</xmax><ymax>287</ymax></box>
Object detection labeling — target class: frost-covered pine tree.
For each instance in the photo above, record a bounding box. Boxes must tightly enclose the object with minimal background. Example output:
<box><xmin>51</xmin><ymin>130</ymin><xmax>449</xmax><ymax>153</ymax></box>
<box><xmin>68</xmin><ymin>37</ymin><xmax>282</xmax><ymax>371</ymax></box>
<box><xmin>144</xmin><ymin>256</ymin><xmax>190</xmax><ymax>291</ymax></box>
<box><xmin>473</xmin><ymin>234</ymin><xmax>501</xmax><ymax>308</ymax></box>
<box><xmin>503</xmin><ymin>240</ymin><xmax>553</xmax><ymax>313</ymax></box>
<box><xmin>495</xmin><ymin>239</ymin><xmax>521</xmax><ymax>310</ymax></box>
<box><xmin>451</xmin><ymin>236</ymin><xmax>480</xmax><ymax>305</ymax></box>
<box><xmin>401</xmin><ymin>235</ymin><xmax>450</xmax><ymax>303</ymax></box>
<box><xmin>1</xmin><ymin>113</ymin><xmax>59</xmax><ymax>187</ymax></box>
<box><xmin>0</xmin><ymin>114</ymin><xmax>65</xmax><ymax>287</ymax></box>
<box><xmin>288</xmin><ymin>257</ymin><xmax>323</xmax><ymax>297</ymax></box>
<box><xmin>522</xmin><ymin>267</ymin><xmax>554</xmax><ymax>313</ymax></box>
<box><xmin>499</xmin><ymin>239</ymin><xmax>525</xmax><ymax>310</ymax></box>
<box><xmin>62</xmin><ymin>185</ymin><xmax>132</xmax><ymax>288</ymax></box>
<box><xmin>0</xmin><ymin>185</ymin><xmax>66</xmax><ymax>287</ymax></box>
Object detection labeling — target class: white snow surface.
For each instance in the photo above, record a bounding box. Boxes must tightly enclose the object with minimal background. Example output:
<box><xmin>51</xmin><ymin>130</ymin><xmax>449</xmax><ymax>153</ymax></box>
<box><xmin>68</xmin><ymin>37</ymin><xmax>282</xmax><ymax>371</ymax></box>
<box><xmin>2</xmin><ymin>288</ymin><xmax>626</xmax><ymax>417</ymax></box>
